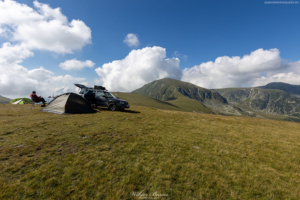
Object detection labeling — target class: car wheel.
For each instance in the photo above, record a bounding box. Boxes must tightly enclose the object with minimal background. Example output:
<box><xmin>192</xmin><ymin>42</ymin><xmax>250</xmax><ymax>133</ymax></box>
<box><xmin>108</xmin><ymin>103</ymin><xmax>117</xmax><ymax>111</ymax></box>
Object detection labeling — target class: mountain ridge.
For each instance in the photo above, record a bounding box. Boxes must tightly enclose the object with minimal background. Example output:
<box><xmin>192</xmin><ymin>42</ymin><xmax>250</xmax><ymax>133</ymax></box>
<box><xmin>0</xmin><ymin>95</ymin><xmax>11</xmax><ymax>104</ymax></box>
<box><xmin>132</xmin><ymin>78</ymin><xmax>300</xmax><ymax>121</ymax></box>
<box><xmin>257</xmin><ymin>82</ymin><xmax>300</xmax><ymax>96</ymax></box>
<box><xmin>132</xmin><ymin>78</ymin><xmax>246</xmax><ymax>116</ymax></box>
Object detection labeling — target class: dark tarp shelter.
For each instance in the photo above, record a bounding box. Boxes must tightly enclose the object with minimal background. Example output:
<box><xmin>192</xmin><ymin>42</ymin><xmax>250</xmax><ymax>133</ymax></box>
<box><xmin>41</xmin><ymin>93</ymin><xmax>95</xmax><ymax>114</ymax></box>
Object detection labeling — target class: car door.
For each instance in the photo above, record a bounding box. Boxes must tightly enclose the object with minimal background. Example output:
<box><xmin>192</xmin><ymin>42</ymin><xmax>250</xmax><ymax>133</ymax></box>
<box><xmin>95</xmin><ymin>91</ymin><xmax>108</xmax><ymax>107</ymax></box>
<box><xmin>83</xmin><ymin>90</ymin><xmax>95</xmax><ymax>103</ymax></box>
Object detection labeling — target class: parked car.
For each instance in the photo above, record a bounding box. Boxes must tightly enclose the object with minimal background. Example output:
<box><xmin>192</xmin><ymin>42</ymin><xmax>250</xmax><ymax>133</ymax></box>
<box><xmin>74</xmin><ymin>84</ymin><xmax>130</xmax><ymax>111</ymax></box>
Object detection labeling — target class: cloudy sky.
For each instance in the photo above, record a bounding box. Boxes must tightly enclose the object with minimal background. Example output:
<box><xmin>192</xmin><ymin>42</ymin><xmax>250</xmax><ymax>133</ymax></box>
<box><xmin>0</xmin><ymin>0</ymin><xmax>299</xmax><ymax>99</ymax></box>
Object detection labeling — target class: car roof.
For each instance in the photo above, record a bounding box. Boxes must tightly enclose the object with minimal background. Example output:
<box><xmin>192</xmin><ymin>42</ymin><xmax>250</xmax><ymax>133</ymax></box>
<box><xmin>75</xmin><ymin>83</ymin><xmax>107</xmax><ymax>91</ymax></box>
<box><xmin>74</xmin><ymin>83</ymin><xmax>87</xmax><ymax>89</ymax></box>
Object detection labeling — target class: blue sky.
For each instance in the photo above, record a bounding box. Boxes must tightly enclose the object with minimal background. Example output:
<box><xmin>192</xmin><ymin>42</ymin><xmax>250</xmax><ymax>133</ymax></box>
<box><xmin>1</xmin><ymin>0</ymin><xmax>300</xmax><ymax>98</ymax></box>
<box><xmin>22</xmin><ymin>0</ymin><xmax>300</xmax><ymax>67</ymax></box>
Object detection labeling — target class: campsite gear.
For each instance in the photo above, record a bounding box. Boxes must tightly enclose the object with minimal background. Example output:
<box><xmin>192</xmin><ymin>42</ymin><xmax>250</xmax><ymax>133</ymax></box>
<box><xmin>31</xmin><ymin>99</ymin><xmax>36</xmax><ymax>107</ymax></box>
<box><xmin>33</xmin><ymin>97</ymin><xmax>46</xmax><ymax>104</ymax></box>
<box><xmin>10</xmin><ymin>98</ymin><xmax>32</xmax><ymax>104</ymax></box>
<box><xmin>30</xmin><ymin>92</ymin><xmax>46</xmax><ymax>105</ymax></box>
<box><xmin>75</xmin><ymin>83</ymin><xmax>130</xmax><ymax>111</ymax></box>
<box><xmin>40</xmin><ymin>93</ymin><xmax>95</xmax><ymax>114</ymax></box>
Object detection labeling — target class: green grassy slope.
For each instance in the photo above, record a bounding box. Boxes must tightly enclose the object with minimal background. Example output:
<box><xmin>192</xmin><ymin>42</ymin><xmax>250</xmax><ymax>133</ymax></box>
<box><xmin>112</xmin><ymin>92</ymin><xmax>181</xmax><ymax>111</ymax></box>
<box><xmin>1</xmin><ymin>104</ymin><xmax>300</xmax><ymax>199</ymax></box>
<box><xmin>113</xmin><ymin>92</ymin><xmax>212</xmax><ymax>113</ymax></box>
<box><xmin>133</xmin><ymin>78</ymin><xmax>212</xmax><ymax>101</ymax></box>
<box><xmin>164</xmin><ymin>91</ymin><xmax>213</xmax><ymax>113</ymax></box>
<box><xmin>133</xmin><ymin>78</ymin><xmax>245</xmax><ymax>116</ymax></box>
<box><xmin>0</xmin><ymin>96</ymin><xmax>11</xmax><ymax>104</ymax></box>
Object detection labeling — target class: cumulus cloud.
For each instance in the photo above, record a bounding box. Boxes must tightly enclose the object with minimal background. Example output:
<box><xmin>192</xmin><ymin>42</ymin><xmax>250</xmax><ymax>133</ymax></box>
<box><xmin>0</xmin><ymin>64</ymin><xmax>85</xmax><ymax>98</ymax></box>
<box><xmin>0</xmin><ymin>0</ymin><xmax>91</xmax><ymax>98</ymax></box>
<box><xmin>94</xmin><ymin>47</ymin><xmax>300</xmax><ymax>92</ymax></box>
<box><xmin>252</xmin><ymin>61</ymin><xmax>300</xmax><ymax>86</ymax></box>
<box><xmin>54</xmin><ymin>87</ymin><xmax>71</xmax><ymax>94</ymax></box>
<box><xmin>0</xmin><ymin>42</ymin><xmax>33</xmax><ymax>64</ymax></box>
<box><xmin>95</xmin><ymin>46</ymin><xmax>181</xmax><ymax>91</ymax></box>
<box><xmin>0</xmin><ymin>0</ymin><xmax>91</xmax><ymax>53</ymax></box>
<box><xmin>252</xmin><ymin>72</ymin><xmax>300</xmax><ymax>86</ymax></box>
<box><xmin>0</xmin><ymin>47</ymin><xmax>86</xmax><ymax>97</ymax></box>
<box><xmin>182</xmin><ymin>48</ymin><xmax>288</xmax><ymax>89</ymax></box>
<box><xmin>59</xmin><ymin>59</ymin><xmax>95</xmax><ymax>70</ymax></box>
<box><xmin>123</xmin><ymin>33</ymin><xmax>140</xmax><ymax>47</ymax></box>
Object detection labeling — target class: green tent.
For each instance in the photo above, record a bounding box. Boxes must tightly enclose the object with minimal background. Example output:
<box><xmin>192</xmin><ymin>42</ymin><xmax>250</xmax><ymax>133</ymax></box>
<box><xmin>10</xmin><ymin>98</ymin><xmax>32</xmax><ymax>104</ymax></box>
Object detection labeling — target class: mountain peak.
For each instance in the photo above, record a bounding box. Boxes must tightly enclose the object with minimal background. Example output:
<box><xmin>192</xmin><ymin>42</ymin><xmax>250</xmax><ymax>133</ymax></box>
<box><xmin>133</xmin><ymin>78</ymin><xmax>245</xmax><ymax>115</ymax></box>
<box><xmin>259</xmin><ymin>82</ymin><xmax>300</xmax><ymax>96</ymax></box>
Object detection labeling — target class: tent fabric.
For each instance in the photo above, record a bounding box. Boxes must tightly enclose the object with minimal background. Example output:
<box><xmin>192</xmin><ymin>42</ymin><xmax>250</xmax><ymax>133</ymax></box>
<box><xmin>12</xmin><ymin>99</ymin><xmax>23</xmax><ymax>104</ymax></box>
<box><xmin>41</xmin><ymin>93</ymin><xmax>95</xmax><ymax>114</ymax></box>
<box><xmin>10</xmin><ymin>98</ymin><xmax>32</xmax><ymax>104</ymax></box>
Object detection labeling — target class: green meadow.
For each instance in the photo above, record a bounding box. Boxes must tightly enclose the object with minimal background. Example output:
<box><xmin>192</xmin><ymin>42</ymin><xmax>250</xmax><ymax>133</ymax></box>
<box><xmin>1</xmin><ymin>103</ymin><xmax>300</xmax><ymax>199</ymax></box>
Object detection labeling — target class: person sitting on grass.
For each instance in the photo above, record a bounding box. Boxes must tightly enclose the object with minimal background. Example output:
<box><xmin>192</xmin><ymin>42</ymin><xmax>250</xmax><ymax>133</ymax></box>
<box><xmin>30</xmin><ymin>91</ymin><xmax>46</xmax><ymax>107</ymax></box>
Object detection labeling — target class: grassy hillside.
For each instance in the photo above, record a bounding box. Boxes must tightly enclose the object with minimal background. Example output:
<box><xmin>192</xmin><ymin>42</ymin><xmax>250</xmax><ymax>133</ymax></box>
<box><xmin>112</xmin><ymin>92</ymin><xmax>182</xmax><ymax>111</ymax></box>
<box><xmin>0</xmin><ymin>95</ymin><xmax>11</xmax><ymax>104</ymax></box>
<box><xmin>1</xmin><ymin>104</ymin><xmax>300</xmax><ymax>199</ymax></box>
<box><xmin>164</xmin><ymin>91</ymin><xmax>213</xmax><ymax>113</ymax></box>
<box><xmin>133</xmin><ymin>78</ymin><xmax>245</xmax><ymax>116</ymax></box>
<box><xmin>133</xmin><ymin>78</ymin><xmax>212</xmax><ymax>101</ymax></box>
<box><xmin>113</xmin><ymin>92</ymin><xmax>212</xmax><ymax>113</ymax></box>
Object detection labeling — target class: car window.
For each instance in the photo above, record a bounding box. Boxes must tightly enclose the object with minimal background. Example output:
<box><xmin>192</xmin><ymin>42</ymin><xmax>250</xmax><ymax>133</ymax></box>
<box><xmin>96</xmin><ymin>91</ymin><xmax>105</xmax><ymax>97</ymax></box>
<box><xmin>79</xmin><ymin>89</ymin><xmax>86</xmax><ymax>94</ymax></box>
<box><xmin>85</xmin><ymin>90</ymin><xmax>94</xmax><ymax>95</ymax></box>
<box><xmin>104</xmin><ymin>92</ymin><xmax>115</xmax><ymax>98</ymax></box>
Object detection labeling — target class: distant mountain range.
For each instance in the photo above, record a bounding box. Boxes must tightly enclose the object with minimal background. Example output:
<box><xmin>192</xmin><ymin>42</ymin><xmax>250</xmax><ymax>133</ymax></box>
<box><xmin>215</xmin><ymin>87</ymin><xmax>300</xmax><ymax>118</ymax></box>
<box><xmin>0</xmin><ymin>95</ymin><xmax>11</xmax><ymax>104</ymax></box>
<box><xmin>132</xmin><ymin>78</ymin><xmax>300</xmax><ymax>122</ymax></box>
<box><xmin>258</xmin><ymin>82</ymin><xmax>300</xmax><ymax>96</ymax></box>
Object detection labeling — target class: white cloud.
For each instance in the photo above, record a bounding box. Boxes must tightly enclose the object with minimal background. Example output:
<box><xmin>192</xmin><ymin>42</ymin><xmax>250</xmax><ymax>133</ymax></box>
<box><xmin>0</xmin><ymin>47</ymin><xmax>87</xmax><ymax>97</ymax></box>
<box><xmin>95</xmin><ymin>46</ymin><xmax>181</xmax><ymax>91</ymax></box>
<box><xmin>123</xmin><ymin>33</ymin><xmax>140</xmax><ymax>47</ymax></box>
<box><xmin>54</xmin><ymin>87</ymin><xmax>71</xmax><ymax>94</ymax></box>
<box><xmin>95</xmin><ymin>47</ymin><xmax>300</xmax><ymax>92</ymax></box>
<box><xmin>0</xmin><ymin>0</ymin><xmax>91</xmax><ymax>98</ymax></box>
<box><xmin>172</xmin><ymin>51</ymin><xmax>180</xmax><ymax>57</ymax></box>
<box><xmin>182</xmin><ymin>48</ymin><xmax>287</xmax><ymax>89</ymax></box>
<box><xmin>0</xmin><ymin>0</ymin><xmax>91</xmax><ymax>53</ymax></box>
<box><xmin>28</xmin><ymin>67</ymin><xmax>54</xmax><ymax>81</ymax></box>
<box><xmin>252</xmin><ymin>61</ymin><xmax>300</xmax><ymax>86</ymax></box>
<box><xmin>59</xmin><ymin>59</ymin><xmax>95</xmax><ymax>70</ymax></box>
<box><xmin>182</xmin><ymin>55</ymin><xmax>188</xmax><ymax>61</ymax></box>
<box><xmin>0</xmin><ymin>42</ymin><xmax>33</xmax><ymax>64</ymax></box>
<box><xmin>50</xmin><ymin>74</ymin><xmax>85</xmax><ymax>83</ymax></box>
<box><xmin>172</xmin><ymin>51</ymin><xmax>188</xmax><ymax>61</ymax></box>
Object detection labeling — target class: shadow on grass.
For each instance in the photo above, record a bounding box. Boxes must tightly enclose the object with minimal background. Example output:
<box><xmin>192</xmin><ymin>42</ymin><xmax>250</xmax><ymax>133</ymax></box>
<box><xmin>94</xmin><ymin>107</ymin><xmax>140</xmax><ymax>114</ymax></box>
<box><xmin>120</xmin><ymin>110</ymin><xmax>140</xmax><ymax>114</ymax></box>
<box><xmin>152</xmin><ymin>98</ymin><xmax>180</xmax><ymax>108</ymax></box>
